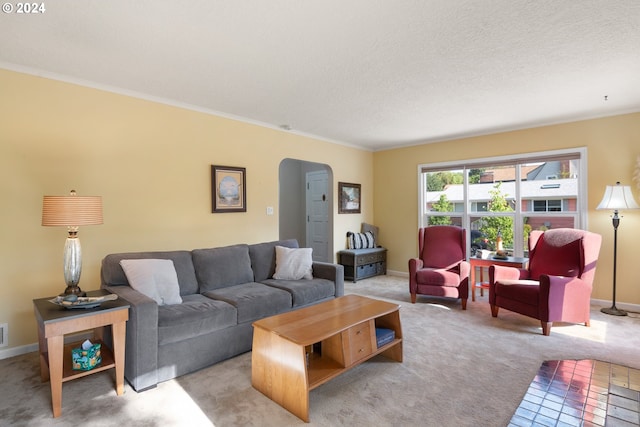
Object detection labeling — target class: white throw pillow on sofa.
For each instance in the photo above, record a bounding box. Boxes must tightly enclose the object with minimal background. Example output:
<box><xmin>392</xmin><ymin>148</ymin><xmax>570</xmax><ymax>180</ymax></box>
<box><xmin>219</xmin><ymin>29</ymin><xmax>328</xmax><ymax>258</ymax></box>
<box><xmin>120</xmin><ymin>259</ymin><xmax>183</xmax><ymax>305</ymax></box>
<box><xmin>273</xmin><ymin>246</ymin><xmax>313</xmax><ymax>280</ymax></box>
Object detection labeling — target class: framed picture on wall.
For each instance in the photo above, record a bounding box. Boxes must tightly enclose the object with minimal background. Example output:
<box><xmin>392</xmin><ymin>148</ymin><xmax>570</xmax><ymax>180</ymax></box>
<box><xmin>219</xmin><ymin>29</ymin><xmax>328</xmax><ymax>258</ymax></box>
<box><xmin>211</xmin><ymin>165</ymin><xmax>246</xmax><ymax>213</ymax></box>
<box><xmin>338</xmin><ymin>182</ymin><xmax>361</xmax><ymax>214</ymax></box>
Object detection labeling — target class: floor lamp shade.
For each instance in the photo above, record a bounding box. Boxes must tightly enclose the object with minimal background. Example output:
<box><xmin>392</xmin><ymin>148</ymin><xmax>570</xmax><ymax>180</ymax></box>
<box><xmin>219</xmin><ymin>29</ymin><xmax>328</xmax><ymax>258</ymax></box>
<box><xmin>596</xmin><ymin>182</ymin><xmax>639</xmax><ymax>316</ymax></box>
<box><xmin>596</xmin><ymin>183</ymin><xmax>640</xmax><ymax>211</ymax></box>
<box><xmin>42</xmin><ymin>190</ymin><xmax>103</xmax><ymax>296</ymax></box>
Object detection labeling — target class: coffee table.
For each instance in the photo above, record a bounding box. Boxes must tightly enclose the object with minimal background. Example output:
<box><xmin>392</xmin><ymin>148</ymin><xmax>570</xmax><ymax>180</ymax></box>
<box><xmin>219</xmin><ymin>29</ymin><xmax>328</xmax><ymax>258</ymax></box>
<box><xmin>251</xmin><ymin>294</ymin><xmax>402</xmax><ymax>422</ymax></box>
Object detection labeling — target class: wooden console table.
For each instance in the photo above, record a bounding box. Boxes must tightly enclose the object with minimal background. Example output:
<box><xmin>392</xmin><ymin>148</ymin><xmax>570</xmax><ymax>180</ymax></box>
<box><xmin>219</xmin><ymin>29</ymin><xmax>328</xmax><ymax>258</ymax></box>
<box><xmin>33</xmin><ymin>290</ymin><xmax>129</xmax><ymax>418</ymax></box>
<box><xmin>251</xmin><ymin>295</ymin><xmax>402</xmax><ymax>422</ymax></box>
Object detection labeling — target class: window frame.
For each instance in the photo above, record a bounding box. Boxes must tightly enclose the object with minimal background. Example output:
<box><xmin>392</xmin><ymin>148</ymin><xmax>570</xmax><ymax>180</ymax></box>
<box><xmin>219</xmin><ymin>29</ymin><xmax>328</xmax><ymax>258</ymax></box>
<box><xmin>417</xmin><ymin>147</ymin><xmax>588</xmax><ymax>257</ymax></box>
<box><xmin>533</xmin><ymin>199</ymin><xmax>563</xmax><ymax>212</ymax></box>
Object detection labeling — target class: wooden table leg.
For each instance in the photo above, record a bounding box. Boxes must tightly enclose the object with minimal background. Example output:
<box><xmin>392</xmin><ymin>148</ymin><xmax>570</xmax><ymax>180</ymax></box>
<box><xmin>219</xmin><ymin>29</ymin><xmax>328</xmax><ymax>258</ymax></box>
<box><xmin>252</xmin><ymin>327</ymin><xmax>309</xmax><ymax>422</ymax></box>
<box><xmin>46</xmin><ymin>334</ymin><xmax>64</xmax><ymax>418</ymax></box>
<box><xmin>471</xmin><ymin>266</ymin><xmax>477</xmax><ymax>302</ymax></box>
<box><xmin>37</xmin><ymin>323</ymin><xmax>50</xmax><ymax>382</ymax></box>
<box><xmin>112</xmin><ymin>321</ymin><xmax>126</xmax><ymax>396</ymax></box>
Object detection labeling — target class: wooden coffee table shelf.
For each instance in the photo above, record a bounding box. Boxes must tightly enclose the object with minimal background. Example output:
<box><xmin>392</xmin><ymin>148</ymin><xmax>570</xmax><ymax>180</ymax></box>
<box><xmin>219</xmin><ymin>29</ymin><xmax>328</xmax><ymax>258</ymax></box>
<box><xmin>251</xmin><ymin>295</ymin><xmax>402</xmax><ymax>422</ymax></box>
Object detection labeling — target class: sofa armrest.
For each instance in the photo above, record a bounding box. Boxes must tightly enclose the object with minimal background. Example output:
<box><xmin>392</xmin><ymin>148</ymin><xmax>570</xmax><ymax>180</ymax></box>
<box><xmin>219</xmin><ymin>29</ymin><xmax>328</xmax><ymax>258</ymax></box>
<box><xmin>489</xmin><ymin>265</ymin><xmax>529</xmax><ymax>283</ymax></box>
<box><xmin>458</xmin><ymin>260</ymin><xmax>470</xmax><ymax>281</ymax></box>
<box><xmin>408</xmin><ymin>258</ymin><xmax>423</xmax><ymax>291</ymax></box>
<box><xmin>488</xmin><ymin>265</ymin><xmax>530</xmax><ymax>305</ymax></box>
<box><xmin>103</xmin><ymin>284</ymin><xmax>160</xmax><ymax>392</ymax></box>
<box><xmin>538</xmin><ymin>275</ymin><xmax>592</xmax><ymax>323</ymax></box>
<box><xmin>312</xmin><ymin>261</ymin><xmax>345</xmax><ymax>297</ymax></box>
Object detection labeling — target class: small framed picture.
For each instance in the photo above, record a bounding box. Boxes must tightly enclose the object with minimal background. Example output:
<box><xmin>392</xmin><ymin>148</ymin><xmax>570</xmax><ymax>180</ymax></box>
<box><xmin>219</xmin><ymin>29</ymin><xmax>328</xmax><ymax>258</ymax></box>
<box><xmin>211</xmin><ymin>165</ymin><xmax>246</xmax><ymax>213</ymax></box>
<box><xmin>338</xmin><ymin>182</ymin><xmax>361</xmax><ymax>214</ymax></box>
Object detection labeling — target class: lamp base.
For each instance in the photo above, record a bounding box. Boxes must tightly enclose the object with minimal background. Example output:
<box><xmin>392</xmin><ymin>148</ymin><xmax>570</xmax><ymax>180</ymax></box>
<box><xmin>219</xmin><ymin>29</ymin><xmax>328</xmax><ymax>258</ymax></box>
<box><xmin>600</xmin><ymin>306</ymin><xmax>627</xmax><ymax>316</ymax></box>
<box><xmin>61</xmin><ymin>285</ymin><xmax>86</xmax><ymax>297</ymax></box>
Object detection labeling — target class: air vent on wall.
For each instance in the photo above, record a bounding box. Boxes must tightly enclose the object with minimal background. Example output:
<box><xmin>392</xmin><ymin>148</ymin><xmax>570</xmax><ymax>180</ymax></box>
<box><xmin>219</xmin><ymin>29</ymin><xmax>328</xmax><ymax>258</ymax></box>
<box><xmin>0</xmin><ymin>323</ymin><xmax>7</xmax><ymax>347</ymax></box>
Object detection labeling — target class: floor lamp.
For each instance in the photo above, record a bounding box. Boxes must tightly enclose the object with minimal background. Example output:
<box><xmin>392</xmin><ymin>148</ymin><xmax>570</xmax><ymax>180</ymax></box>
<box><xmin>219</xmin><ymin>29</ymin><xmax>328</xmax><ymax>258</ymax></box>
<box><xmin>42</xmin><ymin>190</ymin><xmax>103</xmax><ymax>296</ymax></box>
<box><xmin>596</xmin><ymin>182</ymin><xmax>639</xmax><ymax>316</ymax></box>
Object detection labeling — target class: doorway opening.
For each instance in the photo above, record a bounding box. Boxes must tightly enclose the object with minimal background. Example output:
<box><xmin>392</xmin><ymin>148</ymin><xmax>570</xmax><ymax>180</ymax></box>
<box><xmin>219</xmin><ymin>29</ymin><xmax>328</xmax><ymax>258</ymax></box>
<box><xmin>278</xmin><ymin>159</ymin><xmax>333</xmax><ymax>262</ymax></box>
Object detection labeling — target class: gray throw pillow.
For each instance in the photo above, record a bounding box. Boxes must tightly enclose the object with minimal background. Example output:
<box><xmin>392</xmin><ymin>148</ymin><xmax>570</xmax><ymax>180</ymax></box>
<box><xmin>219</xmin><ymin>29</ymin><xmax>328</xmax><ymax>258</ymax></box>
<box><xmin>120</xmin><ymin>259</ymin><xmax>182</xmax><ymax>305</ymax></box>
<box><xmin>272</xmin><ymin>246</ymin><xmax>313</xmax><ymax>280</ymax></box>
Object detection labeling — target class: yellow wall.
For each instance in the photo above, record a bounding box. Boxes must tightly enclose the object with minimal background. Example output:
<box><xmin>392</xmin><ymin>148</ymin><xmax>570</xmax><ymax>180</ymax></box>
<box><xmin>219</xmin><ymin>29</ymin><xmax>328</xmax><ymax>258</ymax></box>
<box><xmin>0</xmin><ymin>69</ymin><xmax>373</xmax><ymax>350</ymax></box>
<box><xmin>2</xmin><ymin>67</ymin><xmax>639</xmax><ymax>353</ymax></box>
<box><xmin>374</xmin><ymin>113</ymin><xmax>640</xmax><ymax>305</ymax></box>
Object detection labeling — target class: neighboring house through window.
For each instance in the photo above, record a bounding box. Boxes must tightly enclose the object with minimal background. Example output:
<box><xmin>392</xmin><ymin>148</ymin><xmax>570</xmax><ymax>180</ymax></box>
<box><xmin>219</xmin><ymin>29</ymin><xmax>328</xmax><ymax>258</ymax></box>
<box><xmin>419</xmin><ymin>148</ymin><xmax>587</xmax><ymax>257</ymax></box>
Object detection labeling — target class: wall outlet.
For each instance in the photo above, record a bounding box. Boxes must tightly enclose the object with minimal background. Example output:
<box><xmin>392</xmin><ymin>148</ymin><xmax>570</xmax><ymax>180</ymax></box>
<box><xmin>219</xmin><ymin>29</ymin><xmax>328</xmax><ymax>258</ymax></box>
<box><xmin>266</xmin><ymin>206</ymin><xmax>274</xmax><ymax>216</ymax></box>
<box><xmin>0</xmin><ymin>323</ymin><xmax>7</xmax><ymax>348</ymax></box>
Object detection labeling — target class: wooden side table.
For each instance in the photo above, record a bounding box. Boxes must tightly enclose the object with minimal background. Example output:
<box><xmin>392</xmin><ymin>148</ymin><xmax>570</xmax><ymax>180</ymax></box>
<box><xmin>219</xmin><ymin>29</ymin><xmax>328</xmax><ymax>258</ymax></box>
<box><xmin>33</xmin><ymin>290</ymin><xmax>129</xmax><ymax>418</ymax></box>
<box><xmin>470</xmin><ymin>256</ymin><xmax>528</xmax><ymax>302</ymax></box>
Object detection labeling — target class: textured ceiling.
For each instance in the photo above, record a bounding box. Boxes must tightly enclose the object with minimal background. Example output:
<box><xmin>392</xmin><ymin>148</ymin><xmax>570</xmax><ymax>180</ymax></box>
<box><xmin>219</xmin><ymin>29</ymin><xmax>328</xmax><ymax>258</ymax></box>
<box><xmin>1</xmin><ymin>1</ymin><xmax>639</xmax><ymax>151</ymax></box>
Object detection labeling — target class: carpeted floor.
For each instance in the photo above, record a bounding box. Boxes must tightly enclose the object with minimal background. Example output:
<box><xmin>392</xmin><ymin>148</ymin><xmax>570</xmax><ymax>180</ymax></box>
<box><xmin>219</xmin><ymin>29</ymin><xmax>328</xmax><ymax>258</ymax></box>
<box><xmin>1</xmin><ymin>275</ymin><xmax>639</xmax><ymax>426</ymax></box>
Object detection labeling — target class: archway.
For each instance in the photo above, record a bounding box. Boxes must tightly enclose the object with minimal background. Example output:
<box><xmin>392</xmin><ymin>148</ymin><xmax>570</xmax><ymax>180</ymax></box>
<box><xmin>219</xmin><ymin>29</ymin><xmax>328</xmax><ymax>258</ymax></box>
<box><xmin>278</xmin><ymin>159</ymin><xmax>333</xmax><ymax>262</ymax></box>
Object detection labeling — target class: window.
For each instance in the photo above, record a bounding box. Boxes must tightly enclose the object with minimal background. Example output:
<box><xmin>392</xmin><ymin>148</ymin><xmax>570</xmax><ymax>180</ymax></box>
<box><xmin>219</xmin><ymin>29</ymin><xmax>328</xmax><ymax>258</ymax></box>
<box><xmin>419</xmin><ymin>148</ymin><xmax>587</xmax><ymax>257</ymax></box>
<box><xmin>472</xmin><ymin>202</ymin><xmax>488</xmax><ymax>212</ymax></box>
<box><xmin>533</xmin><ymin>199</ymin><xmax>562</xmax><ymax>212</ymax></box>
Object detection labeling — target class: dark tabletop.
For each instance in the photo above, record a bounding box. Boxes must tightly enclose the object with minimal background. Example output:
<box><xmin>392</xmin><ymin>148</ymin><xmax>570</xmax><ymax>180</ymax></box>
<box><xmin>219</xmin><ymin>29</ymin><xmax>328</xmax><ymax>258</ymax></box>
<box><xmin>33</xmin><ymin>289</ymin><xmax>130</xmax><ymax>324</ymax></box>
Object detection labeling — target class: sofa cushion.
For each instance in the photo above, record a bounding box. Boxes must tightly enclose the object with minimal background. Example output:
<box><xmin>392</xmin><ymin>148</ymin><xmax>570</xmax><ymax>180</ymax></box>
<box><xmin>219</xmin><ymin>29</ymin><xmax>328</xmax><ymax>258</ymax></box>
<box><xmin>273</xmin><ymin>246</ymin><xmax>313</xmax><ymax>280</ymax></box>
<box><xmin>261</xmin><ymin>278</ymin><xmax>336</xmax><ymax>307</ymax></box>
<box><xmin>192</xmin><ymin>244</ymin><xmax>254</xmax><ymax>291</ymax></box>
<box><xmin>496</xmin><ymin>279</ymin><xmax>539</xmax><ymax>286</ymax></box>
<box><xmin>202</xmin><ymin>282</ymin><xmax>292</xmax><ymax>323</ymax></box>
<box><xmin>495</xmin><ymin>281</ymin><xmax>541</xmax><ymax>306</ymax></box>
<box><xmin>249</xmin><ymin>239</ymin><xmax>299</xmax><ymax>282</ymax></box>
<box><xmin>119</xmin><ymin>259</ymin><xmax>183</xmax><ymax>306</ymax></box>
<box><xmin>101</xmin><ymin>251</ymin><xmax>199</xmax><ymax>296</ymax></box>
<box><xmin>421</xmin><ymin>228</ymin><xmax>465</xmax><ymax>269</ymax></box>
<box><xmin>415</xmin><ymin>268</ymin><xmax>462</xmax><ymax>287</ymax></box>
<box><xmin>157</xmin><ymin>294</ymin><xmax>237</xmax><ymax>345</ymax></box>
<box><xmin>529</xmin><ymin>236</ymin><xmax>583</xmax><ymax>280</ymax></box>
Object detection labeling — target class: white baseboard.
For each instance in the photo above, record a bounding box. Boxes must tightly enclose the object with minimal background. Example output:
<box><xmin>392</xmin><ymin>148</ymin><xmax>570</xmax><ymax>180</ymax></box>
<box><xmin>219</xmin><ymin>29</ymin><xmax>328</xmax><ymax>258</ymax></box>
<box><xmin>381</xmin><ymin>272</ymin><xmax>640</xmax><ymax>314</ymax></box>
<box><xmin>1</xmin><ymin>295</ymin><xmax>637</xmax><ymax>361</ymax></box>
<box><xmin>0</xmin><ymin>343</ymin><xmax>38</xmax><ymax>360</ymax></box>
<box><xmin>387</xmin><ymin>270</ymin><xmax>408</xmax><ymax>278</ymax></box>
<box><xmin>0</xmin><ymin>331</ymin><xmax>95</xmax><ymax>360</ymax></box>
<box><xmin>590</xmin><ymin>298</ymin><xmax>640</xmax><ymax>314</ymax></box>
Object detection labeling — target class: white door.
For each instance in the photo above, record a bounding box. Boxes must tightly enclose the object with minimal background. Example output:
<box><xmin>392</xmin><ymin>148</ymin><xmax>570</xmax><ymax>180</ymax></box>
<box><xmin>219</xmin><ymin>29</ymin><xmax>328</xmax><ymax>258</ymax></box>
<box><xmin>306</xmin><ymin>171</ymin><xmax>330</xmax><ymax>262</ymax></box>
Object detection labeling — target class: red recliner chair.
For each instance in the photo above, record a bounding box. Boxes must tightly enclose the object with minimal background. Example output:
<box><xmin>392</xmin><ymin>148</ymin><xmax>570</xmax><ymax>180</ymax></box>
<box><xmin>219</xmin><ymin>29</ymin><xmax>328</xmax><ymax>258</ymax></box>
<box><xmin>489</xmin><ymin>228</ymin><xmax>602</xmax><ymax>335</ymax></box>
<box><xmin>409</xmin><ymin>226</ymin><xmax>470</xmax><ymax>309</ymax></box>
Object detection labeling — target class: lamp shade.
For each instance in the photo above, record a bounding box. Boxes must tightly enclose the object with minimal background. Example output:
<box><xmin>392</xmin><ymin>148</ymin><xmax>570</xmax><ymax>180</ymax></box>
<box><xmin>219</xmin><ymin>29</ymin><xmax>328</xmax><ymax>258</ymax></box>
<box><xmin>596</xmin><ymin>182</ymin><xmax>640</xmax><ymax>211</ymax></box>
<box><xmin>42</xmin><ymin>191</ymin><xmax>103</xmax><ymax>226</ymax></box>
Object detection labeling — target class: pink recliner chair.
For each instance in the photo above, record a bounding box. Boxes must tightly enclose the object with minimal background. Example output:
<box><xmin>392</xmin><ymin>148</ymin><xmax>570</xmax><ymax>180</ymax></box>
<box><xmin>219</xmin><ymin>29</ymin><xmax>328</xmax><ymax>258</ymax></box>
<box><xmin>489</xmin><ymin>228</ymin><xmax>602</xmax><ymax>335</ymax></box>
<box><xmin>409</xmin><ymin>226</ymin><xmax>470</xmax><ymax>309</ymax></box>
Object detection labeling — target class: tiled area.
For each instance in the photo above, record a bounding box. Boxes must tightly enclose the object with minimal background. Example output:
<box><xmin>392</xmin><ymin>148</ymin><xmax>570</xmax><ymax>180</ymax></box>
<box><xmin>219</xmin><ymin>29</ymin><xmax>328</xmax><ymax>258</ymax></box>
<box><xmin>510</xmin><ymin>360</ymin><xmax>640</xmax><ymax>427</ymax></box>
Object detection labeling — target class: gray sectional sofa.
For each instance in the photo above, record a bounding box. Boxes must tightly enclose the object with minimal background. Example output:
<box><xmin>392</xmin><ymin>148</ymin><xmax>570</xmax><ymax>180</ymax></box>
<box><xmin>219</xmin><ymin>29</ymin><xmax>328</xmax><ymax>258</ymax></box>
<box><xmin>100</xmin><ymin>239</ymin><xmax>344</xmax><ymax>391</ymax></box>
